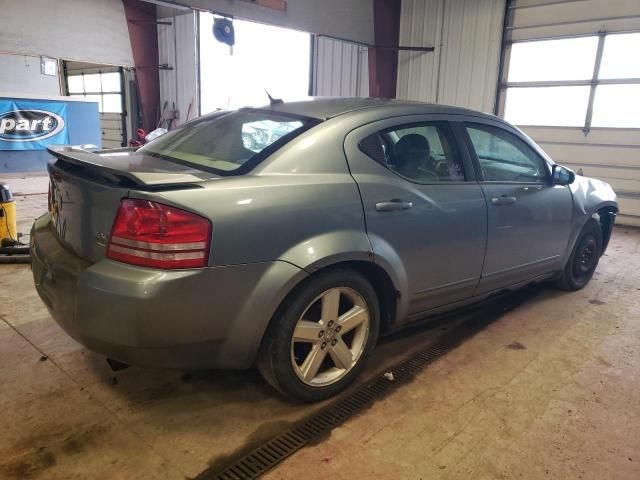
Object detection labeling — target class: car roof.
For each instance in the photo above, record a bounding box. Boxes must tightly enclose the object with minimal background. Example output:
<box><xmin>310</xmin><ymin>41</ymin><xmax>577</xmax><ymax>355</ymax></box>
<box><xmin>247</xmin><ymin>97</ymin><xmax>503</xmax><ymax>123</ymax></box>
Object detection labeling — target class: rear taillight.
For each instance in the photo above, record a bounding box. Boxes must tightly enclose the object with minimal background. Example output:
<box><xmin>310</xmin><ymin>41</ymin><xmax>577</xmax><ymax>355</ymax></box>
<box><xmin>106</xmin><ymin>199</ymin><xmax>211</xmax><ymax>269</ymax></box>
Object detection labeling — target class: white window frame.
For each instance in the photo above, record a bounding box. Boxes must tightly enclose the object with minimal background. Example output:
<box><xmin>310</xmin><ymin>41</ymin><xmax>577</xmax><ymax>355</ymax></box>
<box><xmin>67</xmin><ymin>71</ymin><xmax>124</xmax><ymax>114</ymax></box>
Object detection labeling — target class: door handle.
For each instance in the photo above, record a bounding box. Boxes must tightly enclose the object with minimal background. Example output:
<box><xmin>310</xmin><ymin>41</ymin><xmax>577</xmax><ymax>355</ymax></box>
<box><xmin>490</xmin><ymin>195</ymin><xmax>517</xmax><ymax>206</ymax></box>
<box><xmin>375</xmin><ymin>199</ymin><xmax>413</xmax><ymax>212</ymax></box>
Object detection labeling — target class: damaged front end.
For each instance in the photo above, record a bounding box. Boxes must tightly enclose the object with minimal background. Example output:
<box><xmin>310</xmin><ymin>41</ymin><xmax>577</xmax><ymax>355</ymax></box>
<box><xmin>570</xmin><ymin>174</ymin><xmax>618</xmax><ymax>255</ymax></box>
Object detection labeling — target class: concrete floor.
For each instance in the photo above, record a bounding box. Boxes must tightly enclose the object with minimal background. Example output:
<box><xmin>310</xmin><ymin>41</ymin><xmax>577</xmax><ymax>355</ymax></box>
<box><xmin>1</xmin><ymin>177</ymin><xmax>639</xmax><ymax>479</ymax></box>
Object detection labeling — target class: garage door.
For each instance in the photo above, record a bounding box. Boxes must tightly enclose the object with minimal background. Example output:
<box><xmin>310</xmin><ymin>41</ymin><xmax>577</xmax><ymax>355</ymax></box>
<box><xmin>497</xmin><ymin>0</ymin><xmax>640</xmax><ymax>226</ymax></box>
<box><xmin>64</xmin><ymin>62</ymin><xmax>126</xmax><ymax>149</ymax></box>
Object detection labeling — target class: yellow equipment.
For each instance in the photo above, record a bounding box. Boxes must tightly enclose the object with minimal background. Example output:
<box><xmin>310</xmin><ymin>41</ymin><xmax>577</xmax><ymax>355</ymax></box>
<box><xmin>0</xmin><ymin>183</ymin><xmax>17</xmax><ymax>243</ymax></box>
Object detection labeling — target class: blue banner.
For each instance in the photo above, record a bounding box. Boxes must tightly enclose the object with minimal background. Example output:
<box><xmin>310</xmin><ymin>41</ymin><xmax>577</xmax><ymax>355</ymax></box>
<box><xmin>0</xmin><ymin>98</ymin><xmax>70</xmax><ymax>150</ymax></box>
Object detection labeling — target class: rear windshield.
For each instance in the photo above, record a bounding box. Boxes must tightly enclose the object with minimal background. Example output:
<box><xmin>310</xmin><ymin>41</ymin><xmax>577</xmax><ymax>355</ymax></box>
<box><xmin>139</xmin><ymin>110</ymin><xmax>317</xmax><ymax>174</ymax></box>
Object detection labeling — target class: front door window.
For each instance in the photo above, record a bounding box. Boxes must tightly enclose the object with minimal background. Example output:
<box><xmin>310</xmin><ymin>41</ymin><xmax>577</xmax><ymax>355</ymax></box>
<box><xmin>465</xmin><ymin>124</ymin><xmax>548</xmax><ymax>183</ymax></box>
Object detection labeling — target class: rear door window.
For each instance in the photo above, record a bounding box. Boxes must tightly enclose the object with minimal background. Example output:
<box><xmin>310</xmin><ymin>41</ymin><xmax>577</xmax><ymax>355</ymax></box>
<box><xmin>359</xmin><ymin>122</ymin><xmax>465</xmax><ymax>183</ymax></box>
<box><xmin>140</xmin><ymin>110</ymin><xmax>317</xmax><ymax>174</ymax></box>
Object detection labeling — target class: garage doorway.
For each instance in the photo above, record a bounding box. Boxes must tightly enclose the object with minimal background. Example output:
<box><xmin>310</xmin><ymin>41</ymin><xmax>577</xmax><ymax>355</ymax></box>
<box><xmin>62</xmin><ymin>61</ymin><xmax>129</xmax><ymax>148</ymax></box>
<box><xmin>198</xmin><ymin>13</ymin><xmax>311</xmax><ymax>114</ymax></box>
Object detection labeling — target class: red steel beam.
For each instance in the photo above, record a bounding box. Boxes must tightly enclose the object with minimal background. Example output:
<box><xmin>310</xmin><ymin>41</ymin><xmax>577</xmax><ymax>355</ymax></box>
<box><xmin>123</xmin><ymin>0</ymin><xmax>161</xmax><ymax>133</ymax></box>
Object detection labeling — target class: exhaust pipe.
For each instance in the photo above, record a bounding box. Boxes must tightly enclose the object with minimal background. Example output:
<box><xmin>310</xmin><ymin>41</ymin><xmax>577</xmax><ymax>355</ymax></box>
<box><xmin>106</xmin><ymin>357</ymin><xmax>129</xmax><ymax>372</ymax></box>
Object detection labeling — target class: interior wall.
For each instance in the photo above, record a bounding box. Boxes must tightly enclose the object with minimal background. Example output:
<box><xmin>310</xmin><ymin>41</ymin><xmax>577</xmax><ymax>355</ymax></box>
<box><xmin>0</xmin><ymin>0</ymin><xmax>133</xmax><ymax>66</ymax></box>
<box><xmin>0</xmin><ymin>54</ymin><xmax>60</xmax><ymax>96</ymax></box>
<box><xmin>396</xmin><ymin>0</ymin><xmax>505</xmax><ymax>112</ymax></box>
<box><xmin>159</xmin><ymin>0</ymin><xmax>374</xmax><ymax>44</ymax></box>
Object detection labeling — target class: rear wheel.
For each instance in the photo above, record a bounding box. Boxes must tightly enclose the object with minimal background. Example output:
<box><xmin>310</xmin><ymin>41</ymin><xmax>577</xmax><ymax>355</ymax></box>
<box><xmin>556</xmin><ymin>219</ymin><xmax>603</xmax><ymax>291</ymax></box>
<box><xmin>258</xmin><ymin>269</ymin><xmax>380</xmax><ymax>402</ymax></box>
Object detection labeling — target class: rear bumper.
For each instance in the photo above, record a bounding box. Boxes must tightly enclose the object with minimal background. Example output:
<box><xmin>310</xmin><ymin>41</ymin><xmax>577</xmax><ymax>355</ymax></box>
<box><xmin>30</xmin><ymin>213</ymin><xmax>306</xmax><ymax>369</ymax></box>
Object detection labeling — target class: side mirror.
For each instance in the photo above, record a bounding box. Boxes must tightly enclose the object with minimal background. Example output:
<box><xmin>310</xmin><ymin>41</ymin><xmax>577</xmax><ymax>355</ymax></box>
<box><xmin>552</xmin><ymin>164</ymin><xmax>575</xmax><ymax>186</ymax></box>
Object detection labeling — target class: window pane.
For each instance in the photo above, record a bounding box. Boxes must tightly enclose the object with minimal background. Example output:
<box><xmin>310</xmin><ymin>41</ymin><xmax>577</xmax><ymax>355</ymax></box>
<box><xmin>591</xmin><ymin>84</ymin><xmax>640</xmax><ymax>128</ymax></box>
<box><xmin>84</xmin><ymin>94</ymin><xmax>103</xmax><ymax>112</ymax></box>
<box><xmin>361</xmin><ymin>123</ymin><xmax>465</xmax><ymax>182</ymax></box>
<box><xmin>599</xmin><ymin>32</ymin><xmax>640</xmax><ymax>79</ymax></box>
<box><xmin>140</xmin><ymin>111</ymin><xmax>315</xmax><ymax>174</ymax></box>
<box><xmin>359</xmin><ymin>133</ymin><xmax>387</xmax><ymax>164</ymax></box>
<box><xmin>241</xmin><ymin>119</ymin><xmax>301</xmax><ymax>152</ymax></box>
<box><xmin>508</xmin><ymin>37</ymin><xmax>598</xmax><ymax>82</ymax></box>
<box><xmin>83</xmin><ymin>74</ymin><xmax>101</xmax><ymax>93</ymax></box>
<box><xmin>67</xmin><ymin>75</ymin><xmax>84</xmax><ymax>93</ymax></box>
<box><xmin>102</xmin><ymin>94</ymin><xmax>122</xmax><ymax>113</ymax></box>
<box><xmin>466</xmin><ymin>125</ymin><xmax>546</xmax><ymax>183</ymax></box>
<box><xmin>504</xmin><ymin>86</ymin><xmax>590</xmax><ymax>127</ymax></box>
<box><xmin>101</xmin><ymin>72</ymin><xmax>121</xmax><ymax>92</ymax></box>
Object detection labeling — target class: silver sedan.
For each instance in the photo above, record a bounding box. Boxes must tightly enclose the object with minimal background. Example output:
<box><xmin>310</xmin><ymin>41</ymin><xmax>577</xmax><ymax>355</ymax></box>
<box><xmin>31</xmin><ymin>98</ymin><xmax>618</xmax><ymax>401</ymax></box>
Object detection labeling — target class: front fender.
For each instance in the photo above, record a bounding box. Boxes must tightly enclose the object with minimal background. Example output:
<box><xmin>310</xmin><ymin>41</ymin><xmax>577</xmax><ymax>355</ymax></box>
<box><xmin>571</xmin><ymin>175</ymin><xmax>618</xmax><ymax>217</ymax></box>
<box><xmin>564</xmin><ymin>175</ymin><xmax>618</xmax><ymax>262</ymax></box>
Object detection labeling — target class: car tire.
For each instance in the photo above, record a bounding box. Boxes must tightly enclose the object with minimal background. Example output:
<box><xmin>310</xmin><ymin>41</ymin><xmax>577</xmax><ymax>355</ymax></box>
<box><xmin>556</xmin><ymin>219</ymin><xmax>603</xmax><ymax>291</ymax></box>
<box><xmin>257</xmin><ymin>268</ymin><xmax>380</xmax><ymax>402</ymax></box>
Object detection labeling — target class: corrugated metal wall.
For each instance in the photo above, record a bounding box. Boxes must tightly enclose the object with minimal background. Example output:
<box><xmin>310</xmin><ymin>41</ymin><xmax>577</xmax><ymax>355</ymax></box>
<box><xmin>396</xmin><ymin>0</ymin><xmax>505</xmax><ymax>113</ymax></box>
<box><xmin>311</xmin><ymin>37</ymin><xmax>369</xmax><ymax>97</ymax></box>
<box><xmin>500</xmin><ymin>0</ymin><xmax>640</xmax><ymax>226</ymax></box>
<box><xmin>157</xmin><ymin>12</ymin><xmax>198</xmax><ymax>127</ymax></box>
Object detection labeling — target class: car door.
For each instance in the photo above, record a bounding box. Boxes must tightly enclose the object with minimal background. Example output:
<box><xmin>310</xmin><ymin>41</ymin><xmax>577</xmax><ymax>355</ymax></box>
<box><xmin>344</xmin><ymin>116</ymin><xmax>487</xmax><ymax>324</ymax></box>
<box><xmin>458</xmin><ymin>120</ymin><xmax>573</xmax><ymax>294</ymax></box>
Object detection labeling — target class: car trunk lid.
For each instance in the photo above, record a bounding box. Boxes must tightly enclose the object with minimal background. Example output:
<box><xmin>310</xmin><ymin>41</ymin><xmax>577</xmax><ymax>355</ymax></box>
<box><xmin>47</xmin><ymin>146</ymin><xmax>218</xmax><ymax>263</ymax></box>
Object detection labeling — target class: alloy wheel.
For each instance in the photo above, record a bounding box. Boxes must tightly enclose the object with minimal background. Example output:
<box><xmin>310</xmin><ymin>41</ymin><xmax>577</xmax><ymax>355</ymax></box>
<box><xmin>290</xmin><ymin>287</ymin><xmax>370</xmax><ymax>387</ymax></box>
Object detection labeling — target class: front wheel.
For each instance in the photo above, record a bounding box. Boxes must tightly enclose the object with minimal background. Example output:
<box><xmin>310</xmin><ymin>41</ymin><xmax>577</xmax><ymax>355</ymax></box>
<box><xmin>257</xmin><ymin>269</ymin><xmax>380</xmax><ymax>402</ymax></box>
<box><xmin>556</xmin><ymin>219</ymin><xmax>603</xmax><ymax>291</ymax></box>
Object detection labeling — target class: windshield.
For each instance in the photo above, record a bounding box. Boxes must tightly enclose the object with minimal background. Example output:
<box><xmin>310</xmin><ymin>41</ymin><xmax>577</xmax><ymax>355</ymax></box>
<box><xmin>140</xmin><ymin>110</ymin><xmax>316</xmax><ymax>174</ymax></box>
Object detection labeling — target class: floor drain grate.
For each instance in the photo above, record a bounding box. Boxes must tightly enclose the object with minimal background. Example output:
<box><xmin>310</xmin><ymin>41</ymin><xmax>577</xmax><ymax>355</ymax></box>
<box><xmin>195</xmin><ymin>289</ymin><xmax>536</xmax><ymax>480</ymax></box>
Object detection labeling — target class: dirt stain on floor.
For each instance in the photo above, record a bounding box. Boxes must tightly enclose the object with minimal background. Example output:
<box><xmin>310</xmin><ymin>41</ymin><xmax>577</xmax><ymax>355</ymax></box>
<box><xmin>589</xmin><ymin>299</ymin><xmax>607</xmax><ymax>305</ymax></box>
<box><xmin>1</xmin><ymin>447</ymin><xmax>56</xmax><ymax>479</ymax></box>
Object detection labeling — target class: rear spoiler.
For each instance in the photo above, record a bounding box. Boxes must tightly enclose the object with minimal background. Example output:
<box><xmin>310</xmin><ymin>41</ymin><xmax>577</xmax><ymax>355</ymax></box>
<box><xmin>47</xmin><ymin>145</ymin><xmax>216</xmax><ymax>189</ymax></box>
<box><xmin>47</xmin><ymin>145</ymin><xmax>144</xmax><ymax>186</ymax></box>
